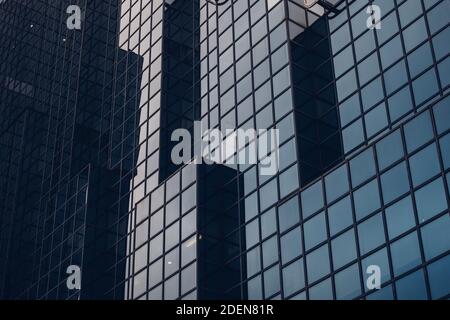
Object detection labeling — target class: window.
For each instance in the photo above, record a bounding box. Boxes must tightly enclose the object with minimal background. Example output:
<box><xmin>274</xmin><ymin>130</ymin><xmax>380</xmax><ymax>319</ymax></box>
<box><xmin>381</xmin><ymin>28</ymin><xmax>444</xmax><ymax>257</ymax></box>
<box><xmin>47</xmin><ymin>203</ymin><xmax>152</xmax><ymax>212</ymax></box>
<box><xmin>247</xmin><ymin>276</ymin><xmax>262</xmax><ymax>300</ymax></box>
<box><xmin>365</xmin><ymin>103</ymin><xmax>388</xmax><ymax>138</ymax></box>
<box><xmin>279</xmin><ymin>165</ymin><xmax>299</xmax><ymax>198</ymax></box>
<box><xmin>385</xmin><ymin>196</ymin><xmax>415</xmax><ymax>240</ymax></box>
<box><xmin>362</xmin><ymin>248</ymin><xmax>391</xmax><ymax>291</ymax></box>
<box><xmin>245</xmin><ymin>219</ymin><xmax>260</xmax><ymax>248</ymax></box>
<box><xmin>427</xmin><ymin>255</ymin><xmax>450</xmax><ymax>299</ymax></box>
<box><xmin>181</xmin><ymin>264</ymin><xmax>196</xmax><ymax>295</ymax></box>
<box><xmin>309</xmin><ymin>277</ymin><xmax>333</xmax><ymax>300</ymax></box>
<box><xmin>246</xmin><ymin>247</ymin><xmax>261</xmax><ymax>277</ymax></box>
<box><xmin>388</xmin><ymin>86</ymin><xmax>413</xmax><ymax>122</ymax></box>
<box><xmin>261</xmin><ymin>208</ymin><xmax>277</xmax><ymax>239</ymax></box>
<box><xmin>335</xmin><ymin>263</ymin><xmax>361</xmax><ymax>300</ymax></box>
<box><xmin>412</xmin><ymin>69</ymin><xmax>439</xmax><ymax>105</ymax></box>
<box><xmin>262</xmin><ymin>236</ymin><xmax>279</xmax><ymax>268</ymax></box>
<box><xmin>328</xmin><ymin>196</ymin><xmax>353</xmax><ymax>236</ymax></box>
<box><xmin>409</xmin><ymin>144</ymin><xmax>441</xmax><ymax>187</ymax></box>
<box><xmin>384</xmin><ymin>60</ymin><xmax>407</xmax><ymax>95</ymax></box>
<box><xmin>366</xmin><ymin>285</ymin><xmax>394</xmax><ymax>300</ymax></box>
<box><xmin>343</xmin><ymin>119</ymin><xmax>365</xmax><ymax>153</ymax></box>
<box><xmin>396</xmin><ymin>269</ymin><xmax>428</xmax><ymax>300</ymax></box>
<box><xmin>415</xmin><ymin>177</ymin><xmax>447</xmax><ymax>223</ymax></box>
<box><xmin>350</xmin><ymin>148</ymin><xmax>376</xmax><ymax>187</ymax></box>
<box><xmin>404</xmin><ymin>111</ymin><xmax>434</xmax><ymax>153</ymax></box>
<box><xmin>278</xmin><ymin>196</ymin><xmax>300</xmax><ymax>233</ymax></box>
<box><xmin>331</xmin><ymin>229</ymin><xmax>357</xmax><ymax>270</ymax></box>
<box><xmin>439</xmin><ymin>134</ymin><xmax>450</xmax><ymax>170</ymax></box>
<box><xmin>380</xmin><ymin>162</ymin><xmax>410</xmax><ymax>204</ymax></box>
<box><xmin>433</xmin><ymin>96</ymin><xmax>450</xmax><ymax>134</ymax></box>
<box><xmin>407</xmin><ymin>43</ymin><xmax>433</xmax><ymax>78</ymax></box>
<box><xmin>358</xmin><ymin>213</ymin><xmax>385</xmax><ymax>255</ymax></box>
<box><xmin>304</xmin><ymin>212</ymin><xmax>327</xmax><ymax>251</ymax></box>
<box><xmin>264</xmin><ymin>265</ymin><xmax>280</xmax><ymax>298</ymax></box>
<box><xmin>354</xmin><ymin>179</ymin><xmax>381</xmax><ymax>220</ymax></box>
<box><xmin>325</xmin><ymin>164</ymin><xmax>349</xmax><ymax>203</ymax></box>
<box><xmin>306</xmin><ymin>244</ymin><xmax>330</xmax><ymax>283</ymax></box>
<box><xmin>281</xmin><ymin>227</ymin><xmax>302</xmax><ymax>264</ymax></box>
<box><xmin>282</xmin><ymin>259</ymin><xmax>305</xmax><ymax>297</ymax></box>
<box><xmin>260</xmin><ymin>179</ymin><xmax>278</xmax><ymax>211</ymax></box>
<box><xmin>339</xmin><ymin>94</ymin><xmax>361</xmax><ymax>127</ymax></box>
<box><xmin>301</xmin><ymin>181</ymin><xmax>324</xmax><ymax>219</ymax></box>
<box><xmin>391</xmin><ymin>232</ymin><xmax>422</xmax><ymax>276</ymax></box>
<box><xmin>420</xmin><ymin>215</ymin><xmax>450</xmax><ymax>261</ymax></box>
<box><xmin>376</xmin><ymin>130</ymin><xmax>404</xmax><ymax>170</ymax></box>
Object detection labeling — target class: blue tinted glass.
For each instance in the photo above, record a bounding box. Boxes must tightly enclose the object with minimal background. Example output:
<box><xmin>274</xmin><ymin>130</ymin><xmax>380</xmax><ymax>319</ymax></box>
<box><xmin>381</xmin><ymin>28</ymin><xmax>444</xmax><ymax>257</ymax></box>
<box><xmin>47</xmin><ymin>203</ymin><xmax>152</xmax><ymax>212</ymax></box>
<box><xmin>354</xmin><ymin>179</ymin><xmax>381</xmax><ymax>220</ymax></box>
<box><xmin>246</xmin><ymin>219</ymin><xmax>260</xmax><ymax>248</ymax></box>
<box><xmin>365</xmin><ymin>103</ymin><xmax>388</xmax><ymax>138</ymax></box>
<box><xmin>278</xmin><ymin>196</ymin><xmax>300</xmax><ymax>233</ymax></box>
<box><xmin>376</xmin><ymin>130</ymin><xmax>404</xmax><ymax>170</ymax></box>
<box><xmin>376</xmin><ymin>12</ymin><xmax>399</xmax><ymax>44</ymax></box>
<box><xmin>325</xmin><ymin>165</ymin><xmax>349</xmax><ymax>203</ymax></box>
<box><xmin>260</xmin><ymin>179</ymin><xmax>278</xmax><ymax>211</ymax></box>
<box><xmin>415</xmin><ymin>177</ymin><xmax>447</xmax><ymax>223</ymax></box>
<box><xmin>407</xmin><ymin>43</ymin><xmax>433</xmax><ymax>78</ymax></box>
<box><xmin>409</xmin><ymin>143</ymin><xmax>441</xmax><ymax>186</ymax></box>
<box><xmin>306</xmin><ymin>244</ymin><xmax>330</xmax><ymax>283</ymax></box>
<box><xmin>403</xmin><ymin>18</ymin><xmax>428</xmax><ymax>52</ymax></box>
<box><xmin>282</xmin><ymin>259</ymin><xmax>305</xmax><ymax>297</ymax></box>
<box><xmin>335</xmin><ymin>264</ymin><xmax>361</xmax><ymax>300</ymax></box>
<box><xmin>433</xmin><ymin>96</ymin><xmax>450</xmax><ymax>134</ymax></box>
<box><xmin>354</xmin><ymin>29</ymin><xmax>375</xmax><ymax>61</ymax></box>
<box><xmin>420</xmin><ymin>215</ymin><xmax>450</xmax><ymax>261</ymax></box>
<box><xmin>247</xmin><ymin>276</ymin><xmax>262</xmax><ymax>300</ymax></box>
<box><xmin>304</xmin><ymin>212</ymin><xmax>327</xmax><ymax>251</ymax></box>
<box><xmin>385</xmin><ymin>196</ymin><xmax>416</xmax><ymax>240</ymax></box>
<box><xmin>439</xmin><ymin>58</ymin><xmax>450</xmax><ymax>88</ymax></box>
<box><xmin>301</xmin><ymin>181</ymin><xmax>324</xmax><ymax>219</ymax></box>
<box><xmin>427</xmin><ymin>255</ymin><xmax>450</xmax><ymax>299</ymax></box>
<box><xmin>358</xmin><ymin>213</ymin><xmax>385</xmax><ymax>255</ymax></box>
<box><xmin>362</xmin><ymin>77</ymin><xmax>384</xmax><ymax>111</ymax></box>
<box><xmin>264</xmin><ymin>265</ymin><xmax>280</xmax><ymax>298</ymax></box>
<box><xmin>380</xmin><ymin>35</ymin><xmax>403</xmax><ymax>68</ymax></box>
<box><xmin>358</xmin><ymin>53</ymin><xmax>379</xmax><ymax>86</ymax></box>
<box><xmin>279</xmin><ymin>165</ymin><xmax>299</xmax><ymax>198</ymax></box>
<box><xmin>328</xmin><ymin>196</ymin><xmax>353</xmax><ymax>236</ymax></box>
<box><xmin>247</xmin><ymin>247</ymin><xmax>261</xmax><ymax>277</ymax></box>
<box><xmin>331</xmin><ymin>229</ymin><xmax>357</xmax><ymax>269</ymax></box>
<box><xmin>339</xmin><ymin>94</ymin><xmax>361</xmax><ymax>127</ymax></box>
<box><xmin>331</xmin><ymin>23</ymin><xmax>351</xmax><ymax>54</ymax></box>
<box><xmin>337</xmin><ymin>69</ymin><xmax>358</xmax><ymax>102</ymax></box>
<box><xmin>388</xmin><ymin>86</ymin><xmax>413</xmax><ymax>122</ymax></box>
<box><xmin>262</xmin><ymin>236</ymin><xmax>279</xmax><ymax>267</ymax></box>
<box><xmin>384</xmin><ymin>60</ymin><xmax>407</xmax><ymax>95</ymax></box>
<box><xmin>366</xmin><ymin>285</ymin><xmax>394</xmax><ymax>300</ymax></box>
<box><xmin>245</xmin><ymin>193</ymin><xmax>258</xmax><ymax>222</ymax></box>
<box><xmin>398</xmin><ymin>0</ymin><xmax>423</xmax><ymax>27</ymax></box>
<box><xmin>343</xmin><ymin>119</ymin><xmax>365</xmax><ymax>152</ymax></box>
<box><xmin>381</xmin><ymin>162</ymin><xmax>410</xmax><ymax>204</ymax></box>
<box><xmin>439</xmin><ymin>134</ymin><xmax>450</xmax><ymax>170</ymax></box>
<box><xmin>404</xmin><ymin>111</ymin><xmax>434</xmax><ymax>153</ymax></box>
<box><xmin>334</xmin><ymin>45</ymin><xmax>354</xmax><ymax>77</ymax></box>
<box><xmin>261</xmin><ymin>208</ymin><xmax>277</xmax><ymax>239</ymax></box>
<box><xmin>412</xmin><ymin>69</ymin><xmax>439</xmax><ymax>105</ymax></box>
<box><xmin>309</xmin><ymin>277</ymin><xmax>333</xmax><ymax>300</ymax></box>
<box><xmin>362</xmin><ymin>248</ymin><xmax>391</xmax><ymax>290</ymax></box>
<box><xmin>391</xmin><ymin>232</ymin><xmax>422</xmax><ymax>276</ymax></box>
<box><xmin>427</xmin><ymin>1</ymin><xmax>450</xmax><ymax>34</ymax></box>
<box><xmin>350</xmin><ymin>148</ymin><xmax>376</xmax><ymax>187</ymax></box>
<box><xmin>396</xmin><ymin>269</ymin><xmax>428</xmax><ymax>300</ymax></box>
<box><xmin>281</xmin><ymin>227</ymin><xmax>302</xmax><ymax>264</ymax></box>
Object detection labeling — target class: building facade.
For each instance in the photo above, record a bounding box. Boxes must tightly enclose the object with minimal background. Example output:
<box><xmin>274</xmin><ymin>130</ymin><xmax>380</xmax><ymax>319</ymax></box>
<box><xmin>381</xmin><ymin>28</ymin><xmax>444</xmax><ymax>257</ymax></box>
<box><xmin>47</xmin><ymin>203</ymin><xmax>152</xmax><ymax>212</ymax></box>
<box><xmin>0</xmin><ymin>0</ymin><xmax>449</xmax><ymax>300</ymax></box>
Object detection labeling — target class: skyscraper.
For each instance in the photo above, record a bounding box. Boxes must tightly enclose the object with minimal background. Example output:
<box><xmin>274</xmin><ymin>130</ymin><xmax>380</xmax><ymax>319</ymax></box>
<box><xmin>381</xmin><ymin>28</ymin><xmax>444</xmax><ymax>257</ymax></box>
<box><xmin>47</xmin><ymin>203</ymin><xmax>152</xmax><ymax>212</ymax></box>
<box><xmin>0</xmin><ymin>0</ymin><xmax>449</xmax><ymax>300</ymax></box>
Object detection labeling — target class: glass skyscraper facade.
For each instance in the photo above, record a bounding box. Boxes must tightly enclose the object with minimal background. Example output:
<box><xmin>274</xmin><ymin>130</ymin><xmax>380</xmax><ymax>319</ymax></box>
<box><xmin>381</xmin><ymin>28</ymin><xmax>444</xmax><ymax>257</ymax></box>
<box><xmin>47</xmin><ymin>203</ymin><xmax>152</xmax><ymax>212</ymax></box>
<box><xmin>0</xmin><ymin>0</ymin><xmax>449</xmax><ymax>300</ymax></box>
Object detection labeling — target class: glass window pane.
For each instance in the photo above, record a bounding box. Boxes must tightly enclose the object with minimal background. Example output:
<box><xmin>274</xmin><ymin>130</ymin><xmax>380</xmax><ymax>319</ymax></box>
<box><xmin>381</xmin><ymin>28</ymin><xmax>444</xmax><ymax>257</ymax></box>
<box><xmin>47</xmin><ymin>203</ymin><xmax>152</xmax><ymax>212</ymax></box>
<box><xmin>390</xmin><ymin>232</ymin><xmax>422</xmax><ymax>276</ymax></box>
<box><xmin>409</xmin><ymin>144</ymin><xmax>441</xmax><ymax>187</ymax></box>
<box><xmin>388</xmin><ymin>86</ymin><xmax>413</xmax><ymax>122</ymax></box>
<box><xmin>278</xmin><ymin>196</ymin><xmax>300</xmax><ymax>233</ymax></box>
<box><xmin>331</xmin><ymin>229</ymin><xmax>357</xmax><ymax>270</ymax></box>
<box><xmin>261</xmin><ymin>208</ymin><xmax>277</xmax><ymax>239</ymax></box>
<box><xmin>306</xmin><ymin>244</ymin><xmax>330</xmax><ymax>283</ymax></box>
<box><xmin>325</xmin><ymin>164</ymin><xmax>349</xmax><ymax>203</ymax></box>
<box><xmin>301</xmin><ymin>181</ymin><xmax>324</xmax><ymax>219</ymax></box>
<box><xmin>308</xmin><ymin>277</ymin><xmax>333</xmax><ymax>300</ymax></box>
<box><xmin>404</xmin><ymin>111</ymin><xmax>434</xmax><ymax>153</ymax></box>
<box><xmin>350</xmin><ymin>148</ymin><xmax>376</xmax><ymax>187</ymax></box>
<box><xmin>412</xmin><ymin>69</ymin><xmax>439</xmax><ymax>105</ymax></box>
<box><xmin>280</xmin><ymin>227</ymin><xmax>302</xmax><ymax>265</ymax></box>
<box><xmin>376</xmin><ymin>130</ymin><xmax>404</xmax><ymax>170</ymax></box>
<box><xmin>282</xmin><ymin>259</ymin><xmax>305</xmax><ymax>297</ymax></box>
<box><xmin>396</xmin><ymin>269</ymin><xmax>428</xmax><ymax>300</ymax></box>
<box><xmin>358</xmin><ymin>213</ymin><xmax>385</xmax><ymax>255</ymax></box>
<box><xmin>427</xmin><ymin>254</ymin><xmax>450</xmax><ymax>299</ymax></box>
<box><xmin>354</xmin><ymin>179</ymin><xmax>381</xmax><ymax>220</ymax></box>
<box><xmin>362</xmin><ymin>247</ymin><xmax>391</xmax><ymax>291</ymax></box>
<box><xmin>335</xmin><ymin>263</ymin><xmax>361</xmax><ymax>300</ymax></box>
<box><xmin>328</xmin><ymin>196</ymin><xmax>353</xmax><ymax>236</ymax></box>
<box><xmin>246</xmin><ymin>246</ymin><xmax>261</xmax><ymax>277</ymax></box>
<box><xmin>343</xmin><ymin>119</ymin><xmax>364</xmax><ymax>153</ymax></box>
<box><xmin>264</xmin><ymin>265</ymin><xmax>280</xmax><ymax>298</ymax></box>
<box><xmin>380</xmin><ymin>162</ymin><xmax>410</xmax><ymax>204</ymax></box>
<box><xmin>365</xmin><ymin>103</ymin><xmax>388</xmax><ymax>138</ymax></box>
<box><xmin>385</xmin><ymin>196</ymin><xmax>416</xmax><ymax>240</ymax></box>
<box><xmin>439</xmin><ymin>134</ymin><xmax>450</xmax><ymax>170</ymax></box>
<box><xmin>304</xmin><ymin>212</ymin><xmax>327</xmax><ymax>251</ymax></box>
<box><xmin>433</xmin><ymin>96</ymin><xmax>450</xmax><ymax>134</ymax></box>
<box><xmin>420</xmin><ymin>215</ymin><xmax>450</xmax><ymax>261</ymax></box>
<box><xmin>366</xmin><ymin>284</ymin><xmax>394</xmax><ymax>300</ymax></box>
<box><xmin>262</xmin><ymin>236</ymin><xmax>279</xmax><ymax>268</ymax></box>
<box><xmin>415</xmin><ymin>177</ymin><xmax>447</xmax><ymax>223</ymax></box>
